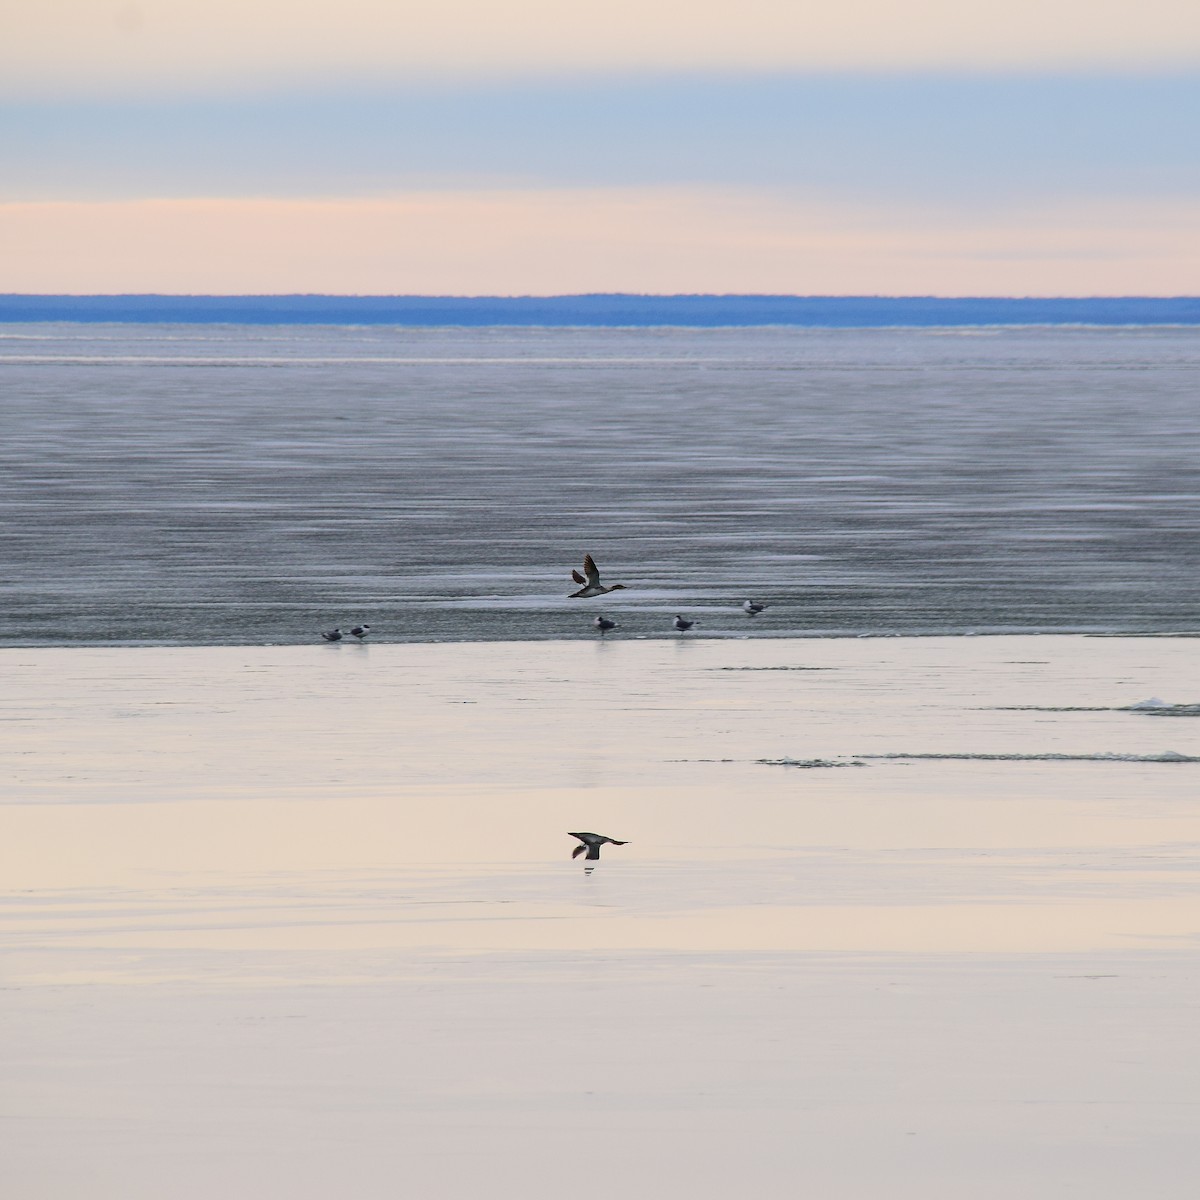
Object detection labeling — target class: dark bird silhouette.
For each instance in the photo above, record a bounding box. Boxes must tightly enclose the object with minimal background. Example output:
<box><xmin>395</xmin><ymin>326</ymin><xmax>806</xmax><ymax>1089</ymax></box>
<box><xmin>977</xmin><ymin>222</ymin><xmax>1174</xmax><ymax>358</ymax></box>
<box><xmin>742</xmin><ymin>600</ymin><xmax>768</xmax><ymax>616</ymax></box>
<box><xmin>672</xmin><ymin>614</ymin><xmax>697</xmax><ymax>632</ymax></box>
<box><xmin>569</xmin><ymin>553</ymin><xmax>628</xmax><ymax>598</ymax></box>
<box><xmin>350</xmin><ymin>625</ymin><xmax>371</xmax><ymax>640</ymax></box>
<box><xmin>320</xmin><ymin>627</ymin><xmax>343</xmax><ymax>642</ymax></box>
<box><xmin>593</xmin><ymin>616</ymin><xmax>618</xmax><ymax>636</ymax></box>
<box><xmin>569</xmin><ymin>831</ymin><xmax>628</xmax><ymax>861</ymax></box>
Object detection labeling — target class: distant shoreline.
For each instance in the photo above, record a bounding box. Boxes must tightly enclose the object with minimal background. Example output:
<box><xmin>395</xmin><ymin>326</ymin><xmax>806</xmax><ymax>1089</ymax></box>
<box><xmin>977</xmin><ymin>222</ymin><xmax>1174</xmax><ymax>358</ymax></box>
<box><xmin>2</xmin><ymin>294</ymin><xmax>1200</xmax><ymax>327</ymax></box>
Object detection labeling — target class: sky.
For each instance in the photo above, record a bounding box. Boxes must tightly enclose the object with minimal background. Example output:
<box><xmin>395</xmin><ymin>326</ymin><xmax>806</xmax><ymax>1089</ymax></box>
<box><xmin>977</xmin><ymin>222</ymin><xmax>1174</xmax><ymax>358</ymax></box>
<box><xmin>2</xmin><ymin>1</ymin><xmax>1199</xmax><ymax>295</ymax></box>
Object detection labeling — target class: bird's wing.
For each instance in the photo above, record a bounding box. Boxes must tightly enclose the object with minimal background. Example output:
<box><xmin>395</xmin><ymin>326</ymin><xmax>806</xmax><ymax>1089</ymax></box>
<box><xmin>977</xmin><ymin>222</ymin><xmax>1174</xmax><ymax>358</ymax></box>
<box><xmin>571</xmin><ymin>569</ymin><xmax>586</xmax><ymax>584</ymax></box>
<box><xmin>571</xmin><ymin>843</ymin><xmax>586</xmax><ymax>859</ymax></box>
<box><xmin>581</xmin><ymin>554</ymin><xmax>601</xmax><ymax>586</ymax></box>
<box><xmin>586</xmin><ymin>844</ymin><xmax>601</xmax><ymax>860</ymax></box>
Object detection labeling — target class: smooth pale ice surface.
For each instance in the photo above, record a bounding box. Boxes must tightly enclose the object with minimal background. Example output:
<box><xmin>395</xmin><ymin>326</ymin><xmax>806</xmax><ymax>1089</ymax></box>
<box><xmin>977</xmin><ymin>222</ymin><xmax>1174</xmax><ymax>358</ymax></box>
<box><xmin>2</xmin><ymin>323</ymin><xmax>1199</xmax><ymax>644</ymax></box>
<box><xmin>3</xmin><ymin>635</ymin><xmax>1200</xmax><ymax>1199</ymax></box>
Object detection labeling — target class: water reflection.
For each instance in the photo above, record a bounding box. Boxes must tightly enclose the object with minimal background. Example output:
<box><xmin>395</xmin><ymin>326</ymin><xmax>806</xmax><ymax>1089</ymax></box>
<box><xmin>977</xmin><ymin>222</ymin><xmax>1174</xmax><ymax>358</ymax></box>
<box><xmin>3</xmin><ymin>637</ymin><xmax>1200</xmax><ymax>960</ymax></box>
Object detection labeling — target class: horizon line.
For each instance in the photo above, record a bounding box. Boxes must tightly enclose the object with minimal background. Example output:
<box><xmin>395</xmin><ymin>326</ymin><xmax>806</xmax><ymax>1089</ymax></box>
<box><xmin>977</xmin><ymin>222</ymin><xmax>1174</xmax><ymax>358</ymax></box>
<box><xmin>3</xmin><ymin>294</ymin><xmax>1198</xmax><ymax>329</ymax></box>
<box><xmin>5</xmin><ymin>291</ymin><xmax>1200</xmax><ymax>300</ymax></box>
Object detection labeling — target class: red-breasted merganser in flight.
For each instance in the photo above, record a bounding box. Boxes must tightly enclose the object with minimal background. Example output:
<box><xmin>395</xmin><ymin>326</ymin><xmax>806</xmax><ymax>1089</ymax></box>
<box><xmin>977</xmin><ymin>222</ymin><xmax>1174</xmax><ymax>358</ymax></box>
<box><xmin>569</xmin><ymin>553</ymin><xmax>628</xmax><ymax>598</ymax></box>
<box><xmin>569</xmin><ymin>832</ymin><xmax>628</xmax><ymax>860</ymax></box>
<box><xmin>742</xmin><ymin>600</ymin><xmax>768</xmax><ymax>616</ymax></box>
<box><xmin>593</xmin><ymin>616</ymin><xmax>618</xmax><ymax>635</ymax></box>
<box><xmin>672</xmin><ymin>614</ymin><xmax>697</xmax><ymax>632</ymax></box>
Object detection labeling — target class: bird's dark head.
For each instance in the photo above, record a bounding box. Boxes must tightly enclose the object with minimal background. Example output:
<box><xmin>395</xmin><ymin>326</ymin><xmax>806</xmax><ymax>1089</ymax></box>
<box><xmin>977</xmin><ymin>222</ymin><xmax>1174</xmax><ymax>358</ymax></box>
<box><xmin>609</xmin><ymin>584</ymin><xmax>627</xmax><ymax>591</ymax></box>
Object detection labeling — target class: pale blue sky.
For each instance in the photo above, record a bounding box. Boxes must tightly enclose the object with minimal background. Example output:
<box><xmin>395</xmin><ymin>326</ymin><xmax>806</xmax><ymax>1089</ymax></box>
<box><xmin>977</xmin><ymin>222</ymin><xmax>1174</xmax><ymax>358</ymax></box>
<box><xmin>5</xmin><ymin>74</ymin><xmax>1198</xmax><ymax>206</ymax></box>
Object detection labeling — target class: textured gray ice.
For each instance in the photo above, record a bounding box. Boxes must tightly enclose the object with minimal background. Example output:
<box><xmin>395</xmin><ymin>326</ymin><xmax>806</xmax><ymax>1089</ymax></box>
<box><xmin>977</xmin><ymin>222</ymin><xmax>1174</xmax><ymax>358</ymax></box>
<box><xmin>2</xmin><ymin>323</ymin><xmax>1198</xmax><ymax>644</ymax></box>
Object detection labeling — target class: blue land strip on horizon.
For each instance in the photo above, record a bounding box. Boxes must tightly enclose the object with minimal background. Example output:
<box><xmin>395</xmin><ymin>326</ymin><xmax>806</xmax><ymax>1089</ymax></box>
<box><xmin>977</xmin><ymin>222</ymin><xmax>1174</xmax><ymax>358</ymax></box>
<box><xmin>1</xmin><ymin>294</ymin><xmax>1199</xmax><ymax>327</ymax></box>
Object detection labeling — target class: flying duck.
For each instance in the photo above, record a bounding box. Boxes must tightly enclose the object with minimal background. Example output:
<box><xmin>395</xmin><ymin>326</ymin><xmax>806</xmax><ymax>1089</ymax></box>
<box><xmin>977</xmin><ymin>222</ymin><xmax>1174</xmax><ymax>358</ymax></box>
<box><xmin>569</xmin><ymin>553</ymin><xmax>628</xmax><ymax>599</ymax></box>
<box><xmin>569</xmin><ymin>832</ymin><xmax>629</xmax><ymax>861</ymax></box>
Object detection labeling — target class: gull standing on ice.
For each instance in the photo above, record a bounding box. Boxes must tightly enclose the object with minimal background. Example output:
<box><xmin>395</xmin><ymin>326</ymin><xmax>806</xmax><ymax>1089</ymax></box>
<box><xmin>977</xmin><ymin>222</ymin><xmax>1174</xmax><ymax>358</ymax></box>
<box><xmin>320</xmin><ymin>627</ymin><xmax>343</xmax><ymax>642</ymax></box>
<box><xmin>593</xmin><ymin>616</ymin><xmax>618</xmax><ymax>636</ymax></box>
<box><xmin>569</xmin><ymin>831</ymin><xmax>629</xmax><ymax>861</ymax></box>
<box><xmin>742</xmin><ymin>600</ymin><xmax>768</xmax><ymax>616</ymax></box>
<box><xmin>569</xmin><ymin>553</ymin><xmax>628</xmax><ymax>599</ymax></box>
<box><xmin>672</xmin><ymin>614</ymin><xmax>697</xmax><ymax>632</ymax></box>
<box><xmin>350</xmin><ymin>624</ymin><xmax>370</xmax><ymax>640</ymax></box>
